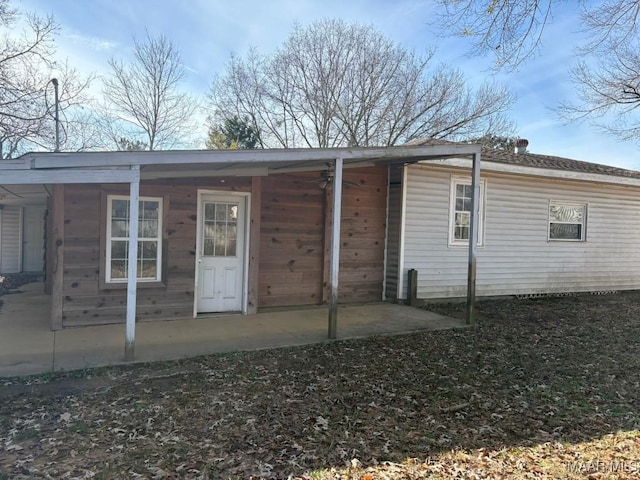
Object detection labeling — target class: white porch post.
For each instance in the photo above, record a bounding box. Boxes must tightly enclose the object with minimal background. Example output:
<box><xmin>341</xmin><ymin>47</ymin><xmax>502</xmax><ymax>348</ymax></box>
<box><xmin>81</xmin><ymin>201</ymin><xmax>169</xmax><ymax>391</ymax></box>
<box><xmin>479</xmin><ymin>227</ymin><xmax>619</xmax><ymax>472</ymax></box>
<box><xmin>465</xmin><ymin>152</ymin><xmax>481</xmax><ymax>325</ymax></box>
<box><xmin>125</xmin><ymin>165</ymin><xmax>140</xmax><ymax>360</ymax></box>
<box><xmin>328</xmin><ymin>157</ymin><xmax>343</xmax><ymax>339</ymax></box>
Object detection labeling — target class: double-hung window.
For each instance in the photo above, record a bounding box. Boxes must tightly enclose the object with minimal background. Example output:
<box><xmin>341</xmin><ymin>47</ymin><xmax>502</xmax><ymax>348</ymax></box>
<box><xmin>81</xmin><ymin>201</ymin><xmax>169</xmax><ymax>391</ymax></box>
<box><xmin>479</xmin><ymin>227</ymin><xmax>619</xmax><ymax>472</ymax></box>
<box><xmin>106</xmin><ymin>195</ymin><xmax>163</xmax><ymax>283</ymax></box>
<box><xmin>548</xmin><ymin>203</ymin><xmax>586</xmax><ymax>241</ymax></box>
<box><xmin>449</xmin><ymin>177</ymin><xmax>485</xmax><ymax>245</ymax></box>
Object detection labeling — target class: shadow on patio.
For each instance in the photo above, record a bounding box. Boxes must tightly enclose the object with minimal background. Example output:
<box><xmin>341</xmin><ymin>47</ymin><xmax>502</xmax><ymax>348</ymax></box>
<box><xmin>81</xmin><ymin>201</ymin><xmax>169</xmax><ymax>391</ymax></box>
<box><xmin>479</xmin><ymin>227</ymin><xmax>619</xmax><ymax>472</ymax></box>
<box><xmin>0</xmin><ymin>281</ymin><xmax>466</xmax><ymax>377</ymax></box>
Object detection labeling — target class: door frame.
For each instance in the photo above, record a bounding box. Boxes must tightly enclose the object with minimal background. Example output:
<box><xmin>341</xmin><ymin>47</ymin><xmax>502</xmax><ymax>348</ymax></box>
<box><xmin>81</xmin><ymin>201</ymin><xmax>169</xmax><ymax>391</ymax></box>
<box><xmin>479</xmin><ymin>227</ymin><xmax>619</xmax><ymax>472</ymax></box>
<box><xmin>193</xmin><ymin>189</ymin><xmax>251</xmax><ymax>317</ymax></box>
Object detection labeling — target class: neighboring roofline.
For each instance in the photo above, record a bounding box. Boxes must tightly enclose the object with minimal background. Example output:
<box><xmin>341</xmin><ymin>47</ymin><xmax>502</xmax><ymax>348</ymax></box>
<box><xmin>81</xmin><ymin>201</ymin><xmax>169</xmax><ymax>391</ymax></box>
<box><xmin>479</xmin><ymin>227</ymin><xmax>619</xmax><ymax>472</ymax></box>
<box><xmin>426</xmin><ymin>157</ymin><xmax>640</xmax><ymax>188</ymax></box>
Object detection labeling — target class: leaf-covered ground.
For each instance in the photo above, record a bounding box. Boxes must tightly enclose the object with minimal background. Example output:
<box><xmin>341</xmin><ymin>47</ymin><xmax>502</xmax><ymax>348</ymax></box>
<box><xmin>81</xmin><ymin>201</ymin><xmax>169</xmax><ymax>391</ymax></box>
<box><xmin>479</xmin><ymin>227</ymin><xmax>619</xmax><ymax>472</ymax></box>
<box><xmin>1</xmin><ymin>291</ymin><xmax>640</xmax><ymax>479</ymax></box>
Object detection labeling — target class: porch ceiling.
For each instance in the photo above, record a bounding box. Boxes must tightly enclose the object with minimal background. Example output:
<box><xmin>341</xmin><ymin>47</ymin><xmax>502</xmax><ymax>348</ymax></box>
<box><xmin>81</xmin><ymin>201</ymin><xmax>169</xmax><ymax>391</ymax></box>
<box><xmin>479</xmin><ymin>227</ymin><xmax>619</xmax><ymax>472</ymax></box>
<box><xmin>4</xmin><ymin>144</ymin><xmax>480</xmax><ymax>185</ymax></box>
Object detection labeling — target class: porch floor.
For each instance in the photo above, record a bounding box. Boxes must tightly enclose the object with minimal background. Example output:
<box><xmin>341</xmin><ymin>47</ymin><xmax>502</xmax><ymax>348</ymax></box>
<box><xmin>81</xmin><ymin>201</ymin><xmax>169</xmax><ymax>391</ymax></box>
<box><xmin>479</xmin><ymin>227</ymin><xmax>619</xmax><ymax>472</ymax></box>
<box><xmin>0</xmin><ymin>282</ymin><xmax>467</xmax><ymax>378</ymax></box>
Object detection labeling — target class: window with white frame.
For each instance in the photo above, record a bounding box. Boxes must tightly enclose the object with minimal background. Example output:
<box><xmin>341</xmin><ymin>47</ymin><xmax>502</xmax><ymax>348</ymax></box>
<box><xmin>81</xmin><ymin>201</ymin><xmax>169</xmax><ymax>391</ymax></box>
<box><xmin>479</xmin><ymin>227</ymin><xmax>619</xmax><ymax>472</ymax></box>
<box><xmin>449</xmin><ymin>178</ymin><xmax>485</xmax><ymax>245</ymax></box>
<box><xmin>548</xmin><ymin>203</ymin><xmax>586</xmax><ymax>241</ymax></box>
<box><xmin>106</xmin><ymin>196</ymin><xmax>163</xmax><ymax>282</ymax></box>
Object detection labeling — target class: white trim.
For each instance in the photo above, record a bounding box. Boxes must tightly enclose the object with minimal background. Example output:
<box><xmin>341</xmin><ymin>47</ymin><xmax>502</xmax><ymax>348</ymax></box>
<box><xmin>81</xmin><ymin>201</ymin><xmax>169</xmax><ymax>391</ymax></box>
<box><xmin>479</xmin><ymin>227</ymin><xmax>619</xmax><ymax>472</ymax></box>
<box><xmin>25</xmin><ymin>144</ymin><xmax>481</xmax><ymax>170</ymax></box>
<box><xmin>448</xmin><ymin>176</ymin><xmax>486</xmax><ymax>247</ymax></box>
<box><xmin>194</xmin><ymin>189</ymin><xmax>251</xmax><ymax>317</ymax></box>
<box><xmin>397</xmin><ymin>166</ymin><xmax>408</xmax><ymax>300</ymax></box>
<box><xmin>105</xmin><ymin>195</ymin><xmax>163</xmax><ymax>283</ymax></box>
<box><xmin>548</xmin><ymin>200</ymin><xmax>588</xmax><ymax>242</ymax></box>
<box><xmin>0</xmin><ymin>168</ymin><xmax>138</xmax><ymax>184</ymax></box>
<box><xmin>428</xmin><ymin>158</ymin><xmax>640</xmax><ymax>188</ymax></box>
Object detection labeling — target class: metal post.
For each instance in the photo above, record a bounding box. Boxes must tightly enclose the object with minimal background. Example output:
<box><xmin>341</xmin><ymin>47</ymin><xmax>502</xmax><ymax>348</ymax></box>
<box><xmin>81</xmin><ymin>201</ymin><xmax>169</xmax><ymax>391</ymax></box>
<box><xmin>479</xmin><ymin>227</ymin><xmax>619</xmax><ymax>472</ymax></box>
<box><xmin>328</xmin><ymin>157</ymin><xmax>343</xmax><ymax>339</ymax></box>
<box><xmin>465</xmin><ymin>151</ymin><xmax>481</xmax><ymax>325</ymax></box>
<box><xmin>125</xmin><ymin>166</ymin><xmax>140</xmax><ymax>360</ymax></box>
<box><xmin>51</xmin><ymin>78</ymin><xmax>60</xmax><ymax>152</ymax></box>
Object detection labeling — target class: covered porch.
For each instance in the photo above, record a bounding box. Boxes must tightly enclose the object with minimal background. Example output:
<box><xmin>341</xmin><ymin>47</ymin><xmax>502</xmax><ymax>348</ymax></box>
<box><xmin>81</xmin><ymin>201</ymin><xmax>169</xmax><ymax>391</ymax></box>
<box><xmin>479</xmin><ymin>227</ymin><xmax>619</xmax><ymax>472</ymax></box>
<box><xmin>0</xmin><ymin>281</ymin><xmax>466</xmax><ymax>377</ymax></box>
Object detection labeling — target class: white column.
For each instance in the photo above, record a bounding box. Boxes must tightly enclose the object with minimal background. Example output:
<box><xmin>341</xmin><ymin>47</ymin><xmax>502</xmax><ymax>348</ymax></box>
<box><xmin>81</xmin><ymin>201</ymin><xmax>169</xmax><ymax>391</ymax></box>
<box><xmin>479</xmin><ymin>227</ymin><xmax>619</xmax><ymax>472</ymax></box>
<box><xmin>328</xmin><ymin>157</ymin><xmax>343</xmax><ymax>339</ymax></box>
<box><xmin>465</xmin><ymin>152</ymin><xmax>481</xmax><ymax>325</ymax></box>
<box><xmin>125</xmin><ymin>165</ymin><xmax>140</xmax><ymax>360</ymax></box>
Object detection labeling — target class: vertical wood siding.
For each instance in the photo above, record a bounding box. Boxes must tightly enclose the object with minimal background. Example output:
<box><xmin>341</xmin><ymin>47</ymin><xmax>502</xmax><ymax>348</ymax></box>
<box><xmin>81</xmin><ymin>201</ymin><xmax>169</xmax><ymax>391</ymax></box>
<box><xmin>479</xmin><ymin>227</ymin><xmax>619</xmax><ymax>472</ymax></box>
<box><xmin>1</xmin><ymin>206</ymin><xmax>22</xmax><ymax>273</ymax></box>
<box><xmin>61</xmin><ymin>168</ymin><xmax>388</xmax><ymax>327</ymax></box>
<box><xmin>61</xmin><ymin>179</ymin><xmax>251</xmax><ymax>327</ymax></box>
<box><xmin>258</xmin><ymin>167</ymin><xmax>388</xmax><ymax>307</ymax></box>
<box><xmin>402</xmin><ymin>164</ymin><xmax>640</xmax><ymax>299</ymax></box>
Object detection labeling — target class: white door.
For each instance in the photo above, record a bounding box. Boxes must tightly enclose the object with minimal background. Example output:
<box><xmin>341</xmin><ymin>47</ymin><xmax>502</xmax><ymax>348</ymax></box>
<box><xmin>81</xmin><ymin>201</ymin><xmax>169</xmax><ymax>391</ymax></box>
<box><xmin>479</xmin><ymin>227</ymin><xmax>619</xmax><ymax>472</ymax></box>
<box><xmin>196</xmin><ymin>194</ymin><xmax>246</xmax><ymax>313</ymax></box>
<box><xmin>22</xmin><ymin>206</ymin><xmax>45</xmax><ymax>272</ymax></box>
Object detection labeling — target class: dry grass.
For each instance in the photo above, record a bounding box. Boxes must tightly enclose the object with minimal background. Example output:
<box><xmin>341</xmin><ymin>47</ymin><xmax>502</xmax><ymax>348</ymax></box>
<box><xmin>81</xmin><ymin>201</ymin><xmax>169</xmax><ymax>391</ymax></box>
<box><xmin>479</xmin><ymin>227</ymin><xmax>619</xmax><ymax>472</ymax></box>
<box><xmin>1</xmin><ymin>291</ymin><xmax>639</xmax><ymax>479</ymax></box>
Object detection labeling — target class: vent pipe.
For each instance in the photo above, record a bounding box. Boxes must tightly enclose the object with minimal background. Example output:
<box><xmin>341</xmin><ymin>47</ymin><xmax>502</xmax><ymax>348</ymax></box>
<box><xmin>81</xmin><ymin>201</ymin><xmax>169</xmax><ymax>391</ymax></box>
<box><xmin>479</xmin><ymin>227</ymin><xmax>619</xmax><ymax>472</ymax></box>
<box><xmin>514</xmin><ymin>138</ymin><xmax>529</xmax><ymax>154</ymax></box>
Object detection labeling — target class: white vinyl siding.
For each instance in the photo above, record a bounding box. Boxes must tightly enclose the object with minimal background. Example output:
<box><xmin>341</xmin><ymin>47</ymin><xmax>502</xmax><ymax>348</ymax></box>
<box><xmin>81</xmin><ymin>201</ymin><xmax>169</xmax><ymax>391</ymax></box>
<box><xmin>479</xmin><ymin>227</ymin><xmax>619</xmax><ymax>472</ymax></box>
<box><xmin>0</xmin><ymin>206</ymin><xmax>22</xmax><ymax>273</ymax></box>
<box><xmin>400</xmin><ymin>164</ymin><xmax>640</xmax><ymax>299</ymax></box>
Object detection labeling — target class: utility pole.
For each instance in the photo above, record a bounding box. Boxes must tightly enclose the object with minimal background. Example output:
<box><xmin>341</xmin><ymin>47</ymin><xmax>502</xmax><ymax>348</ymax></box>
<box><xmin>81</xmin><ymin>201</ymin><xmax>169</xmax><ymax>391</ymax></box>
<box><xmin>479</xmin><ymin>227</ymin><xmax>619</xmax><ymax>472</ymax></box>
<box><xmin>51</xmin><ymin>78</ymin><xmax>60</xmax><ymax>152</ymax></box>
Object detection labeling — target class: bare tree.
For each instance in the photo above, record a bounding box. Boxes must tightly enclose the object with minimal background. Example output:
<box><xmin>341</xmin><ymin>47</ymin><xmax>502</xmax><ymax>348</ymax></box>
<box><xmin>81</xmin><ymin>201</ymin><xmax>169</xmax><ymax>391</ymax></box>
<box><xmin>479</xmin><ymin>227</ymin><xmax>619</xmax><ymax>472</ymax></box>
<box><xmin>433</xmin><ymin>1</ymin><xmax>640</xmax><ymax>71</ymax></box>
<box><xmin>102</xmin><ymin>32</ymin><xmax>199</xmax><ymax>150</ymax></box>
<box><xmin>557</xmin><ymin>44</ymin><xmax>640</xmax><ymax>142</ymax></box>
<box><xmin>0</xmin><ymin>0</ymin><xmax>93</xmax><ymax>158</ymax></box>
<box><xmin>209</xmin><ymin>19</ymin><xmax>515</xmax><ymax>148</ymax></box>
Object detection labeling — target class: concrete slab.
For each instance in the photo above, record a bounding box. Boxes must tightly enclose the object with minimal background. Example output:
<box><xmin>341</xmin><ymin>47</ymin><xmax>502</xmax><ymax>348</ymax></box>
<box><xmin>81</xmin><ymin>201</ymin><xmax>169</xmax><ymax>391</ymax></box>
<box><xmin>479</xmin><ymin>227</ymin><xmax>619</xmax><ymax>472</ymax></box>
<box><xmin>0</xmin><ymin>282</ymin><xmax>53</xmax><ymax>377</ymax></box>
<box><xmin>0</xmin><ymin>285</ymin><xmax>467</xmax><ymax>377</ymax></box>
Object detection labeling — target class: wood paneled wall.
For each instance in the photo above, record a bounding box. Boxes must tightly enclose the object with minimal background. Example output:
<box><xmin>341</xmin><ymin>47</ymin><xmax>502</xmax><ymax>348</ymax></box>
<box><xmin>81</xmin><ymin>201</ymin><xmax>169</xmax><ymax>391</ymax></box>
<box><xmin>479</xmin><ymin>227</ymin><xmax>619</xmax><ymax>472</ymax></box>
<box><xmin>59</xmin><ymin>167</ymin><xmax>388</xmax><ymax>327</ymax></box>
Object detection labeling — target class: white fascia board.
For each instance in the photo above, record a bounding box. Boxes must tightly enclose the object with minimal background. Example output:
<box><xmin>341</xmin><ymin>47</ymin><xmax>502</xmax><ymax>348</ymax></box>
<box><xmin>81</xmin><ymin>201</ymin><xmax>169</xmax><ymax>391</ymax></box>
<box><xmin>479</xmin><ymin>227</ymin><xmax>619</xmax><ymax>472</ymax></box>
<box><xmin>0</xmin><ymin>167</ymin><xmax>138</xmax><ymax>185</ymax></box>
<box><xmin>24</xmin><ymin>144</ymin><xmax>481</xmax><ymax>170</ymax></box>
<box><xmin>426</xmin><ymin>158</ymin><xmax>640</xmax><ymax>188</ymax></box>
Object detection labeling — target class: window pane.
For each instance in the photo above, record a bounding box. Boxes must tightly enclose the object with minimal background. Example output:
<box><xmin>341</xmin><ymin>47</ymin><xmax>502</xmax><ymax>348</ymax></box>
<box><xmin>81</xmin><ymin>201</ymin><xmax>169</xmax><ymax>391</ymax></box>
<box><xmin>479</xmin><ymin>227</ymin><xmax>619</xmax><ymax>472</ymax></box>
<box><xmin>226</xmin><ymin>237</ymin><xmax>237</xmax><ymax>256</ymax></box>
<box><xmin>214</xmin><ymin>238</ymin><xmax>226</xmax><ymax>256</ymax></box>
<box><xmin>227</xmin><ymin>224</ymin><xmax>237</xmax><ymax>239</ymax></box>
<box><xmin>111</xmin><ymin>241</ymin><xmax>128</xmax><ymax>260</ymax></box>
<box><xmin>112</xmin><ymin>199</ymin><xmax>129</xmax><ymax>219</ymax></box>
<box><xmin>141</xmin><ymin>200</ymin><xmax>159</xmax><ymax>220</ymax></box>
<box><xmin>111</xmin><ymin>219</ymin><xmax>129</xmax><ymax>237</ymax></box>
<box><xmin>550</xmin><ymin>205</ymin><xmax>584</xmax><ymax>223</ymax></box>
<box><xmin>455</xmin><ymin>226</ymin><xmax>469</xmax><ymax>240</ymax></box>
<box><xmin>138</xmin><ymin>260</ymin><xmax>157</xmax><ymax>279</ymax></box>
<box><xmin>455</xmin><ymin>198</ymin><xmax>465</xmax><ymax>211</ymax></box>
<box><xmin>203</xmin><ymin>238</ymin><xmax>215</xmax><ymax>256</ymax></box>
<box><xmin>463</xmin><ymin>198</ymin><xmax>472</xmax><ymax>211</ymax></box>
<box><xmin>139</xmin><ymin>219</ymin><xmax>158</xmax><ymax>238</ymax></box>
<box><xmin>204</xmin><ymin>222</ymin><xmax>215</xmax><ymax>239</ymax></box>
<box><xmin>205</xmin><ymin>203</ymin><xmax>215</xmax><ymax>221</ymax></box>
<box><xmin>139</xmin><ymin>241</ymin><xmax>157</xmax><ymax>259</ymax></box>
<box><xmin>455</xmin><ymin>212</ymin><xmax>470</xmax><ymax>227</ymax></box>
<box><xmin>111</xmin><ymin>260</ymin><xmax>127</xmax><ymax>279</ymax></box>
<box><xmin>229</xmin><ymin>204</ymin><xmax>238</xmax><ymax>221</ymax></box>
<box><xmin>215</xmin><ymin>203</ymin><xmax>227</xmax><ymax>221</ymax></box>
<box><xmin>550</xmin><ymin>223</ymin><xmax>581</xmax><ymax>240</ymax></box>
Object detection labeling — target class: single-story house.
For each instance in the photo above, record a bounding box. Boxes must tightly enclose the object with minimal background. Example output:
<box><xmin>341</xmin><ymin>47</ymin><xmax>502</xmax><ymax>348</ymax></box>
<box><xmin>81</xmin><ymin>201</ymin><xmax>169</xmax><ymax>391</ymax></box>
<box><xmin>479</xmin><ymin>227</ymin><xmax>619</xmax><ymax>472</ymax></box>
<box><xmin>0</xmin><ymin>184</ymin><xmax>47</xmax><ymax>274</ymax></box>
<box><xmin>387</xmin><ymin>139</ymin><xmax>640</xmax><ymax>301</ymax></box>
<box><xmin>1</xmin><ymin>143</ymin><xmax>482</xmax><ymax>359</ymax></box>
<box><xmin>3</xmin><ymin>141</ymin><xmax>639</xmax><ymax>358</ymax></box>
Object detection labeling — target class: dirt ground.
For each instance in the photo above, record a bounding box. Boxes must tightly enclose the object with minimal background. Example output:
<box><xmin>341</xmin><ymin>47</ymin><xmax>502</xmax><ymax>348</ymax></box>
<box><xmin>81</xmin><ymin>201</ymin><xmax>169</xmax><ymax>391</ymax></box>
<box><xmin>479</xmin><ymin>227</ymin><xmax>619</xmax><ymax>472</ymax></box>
<box><xmin>1</xmin><ymin>291</ymin><xmax>639</xmax><ymax>479</ymax></box>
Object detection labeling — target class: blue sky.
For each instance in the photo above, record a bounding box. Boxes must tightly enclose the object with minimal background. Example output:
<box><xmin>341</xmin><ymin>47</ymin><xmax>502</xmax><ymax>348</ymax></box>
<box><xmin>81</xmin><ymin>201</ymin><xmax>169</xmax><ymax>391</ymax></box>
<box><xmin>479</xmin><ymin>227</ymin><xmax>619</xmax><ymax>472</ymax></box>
<box><xmin>16</xmin><ymin>0</ymin><xmax>640</xmax><ymax>169</ymax></box>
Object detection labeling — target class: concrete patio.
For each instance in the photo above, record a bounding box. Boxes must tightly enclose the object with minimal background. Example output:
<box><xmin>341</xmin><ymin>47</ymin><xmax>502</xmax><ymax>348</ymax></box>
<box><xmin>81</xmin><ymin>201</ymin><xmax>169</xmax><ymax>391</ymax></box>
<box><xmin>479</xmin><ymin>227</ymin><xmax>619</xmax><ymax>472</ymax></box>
<box><xmin>0</xmin><ymin>282</ymin><xmax>467</xmax><ymax>378</ymax></box>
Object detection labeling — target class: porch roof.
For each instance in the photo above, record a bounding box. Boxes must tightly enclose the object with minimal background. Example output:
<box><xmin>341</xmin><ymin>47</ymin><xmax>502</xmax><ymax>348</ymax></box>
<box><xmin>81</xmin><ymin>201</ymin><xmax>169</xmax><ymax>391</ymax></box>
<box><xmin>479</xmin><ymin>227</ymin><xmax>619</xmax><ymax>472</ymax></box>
<box><xmin>4</xmin><ymin>144</ymin><xmax>481</xmax><ymax>185</ymax></box>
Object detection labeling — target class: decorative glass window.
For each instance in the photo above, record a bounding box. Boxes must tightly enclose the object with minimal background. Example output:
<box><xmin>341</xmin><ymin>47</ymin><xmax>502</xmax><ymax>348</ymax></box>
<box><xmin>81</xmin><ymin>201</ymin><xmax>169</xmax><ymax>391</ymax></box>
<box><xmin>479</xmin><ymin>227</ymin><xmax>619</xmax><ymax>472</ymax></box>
<box><xmin>106</xmin><ymin>196</ymin><xmax>163</xmax><ymax>282</ymax></box>
<box><xmin>549</xmin><ymin>203</ymin><xmax>586</xmax><ymax>241</ymax></box>
<box><xmin>449</xmin><ymin>178</ymin><xmax>485</xmax><ymax>245</ymax></box>
<box><xmin>202</xmin><ymin>201</ymin><xmax>238</xmax><ymax>257</ymax></box>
